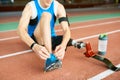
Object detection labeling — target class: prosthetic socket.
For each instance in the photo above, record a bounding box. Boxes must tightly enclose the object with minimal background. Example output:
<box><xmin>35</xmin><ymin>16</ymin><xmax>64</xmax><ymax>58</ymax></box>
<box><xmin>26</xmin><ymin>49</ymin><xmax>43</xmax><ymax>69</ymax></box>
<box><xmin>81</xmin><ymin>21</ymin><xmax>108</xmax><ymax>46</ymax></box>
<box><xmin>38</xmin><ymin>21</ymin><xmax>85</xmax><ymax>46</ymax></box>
<box><xmin>72</xmin><ymin>41</ymin><xmax>96</xmax><ymax>57</ymax></box>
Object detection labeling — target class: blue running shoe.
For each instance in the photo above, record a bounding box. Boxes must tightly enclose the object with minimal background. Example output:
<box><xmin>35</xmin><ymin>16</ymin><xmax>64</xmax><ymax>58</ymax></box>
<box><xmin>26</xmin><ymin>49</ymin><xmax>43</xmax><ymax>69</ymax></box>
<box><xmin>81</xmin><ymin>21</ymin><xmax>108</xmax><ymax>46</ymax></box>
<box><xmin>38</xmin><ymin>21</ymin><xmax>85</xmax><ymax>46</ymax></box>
<box><xmin>44</xmin><ymin>53</ymin><xmax>62</xmax><ymax>72</ymax></box>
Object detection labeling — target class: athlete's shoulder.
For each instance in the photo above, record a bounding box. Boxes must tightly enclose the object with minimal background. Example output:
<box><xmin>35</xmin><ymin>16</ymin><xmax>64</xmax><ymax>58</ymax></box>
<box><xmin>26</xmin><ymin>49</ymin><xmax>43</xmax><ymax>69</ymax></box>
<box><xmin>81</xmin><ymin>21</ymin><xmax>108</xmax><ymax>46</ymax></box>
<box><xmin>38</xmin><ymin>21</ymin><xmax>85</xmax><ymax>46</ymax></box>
<box><xmin>27</xmin><ymin>0</ymin><xmax>35</xmax><ymax>6</ymax></box>
<box><xmin>54</xmin><ymin>0</ymin><xmax>63</xmax><ymax>7</ymax></box>
<box><xmin>23</xmin><ymin>1</ymin><xmax>34</xmax><ymax>10</ymax></box>
<box><xmin>54</xmin><ymin>1</ymin><xmax>66</xmax><ymax>18</ymax></box>
<box><xmin>27</xmin><ymin>0</ymin><xmax>37</xmax><ymax>19</ymax></box>
<box><xmin>56</xmin><ymin>1</ymin><xmax>65</xmax><ymax>11</ymax></box>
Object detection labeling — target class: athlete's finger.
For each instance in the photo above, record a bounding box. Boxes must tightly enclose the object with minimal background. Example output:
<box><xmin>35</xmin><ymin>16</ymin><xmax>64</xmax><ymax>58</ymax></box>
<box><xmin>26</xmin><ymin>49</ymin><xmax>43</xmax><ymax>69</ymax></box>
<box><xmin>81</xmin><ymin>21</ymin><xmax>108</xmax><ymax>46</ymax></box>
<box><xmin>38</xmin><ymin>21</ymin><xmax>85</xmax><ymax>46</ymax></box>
<box><xmin>55</xmin><ymin>46</ymin><xmax>60</xmax><ymax>53</ymax></box>
<box><xmin>41</xmin><ymin>47</ymin><xmax>50</xmax><ymax>57</ymax></box>
<box><xmin>40</xmin><ymin>55</ymin><xmax>47</xmax><ymax>60</ymax></box>
<box><xmin>38</xmin><ymin>51</ymin><xmax>49</xmax><ymax>60</ymax></box>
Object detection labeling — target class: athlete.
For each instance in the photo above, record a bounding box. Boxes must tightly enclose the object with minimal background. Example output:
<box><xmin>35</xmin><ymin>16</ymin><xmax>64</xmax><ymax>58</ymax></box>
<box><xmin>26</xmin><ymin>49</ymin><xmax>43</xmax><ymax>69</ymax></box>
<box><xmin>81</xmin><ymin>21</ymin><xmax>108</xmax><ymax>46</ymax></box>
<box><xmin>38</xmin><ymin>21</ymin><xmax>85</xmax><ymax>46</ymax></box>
<box><xmin>17</xmin><ymin>0</ymin><xmax>72</xmax><ymax>61</ymax></box>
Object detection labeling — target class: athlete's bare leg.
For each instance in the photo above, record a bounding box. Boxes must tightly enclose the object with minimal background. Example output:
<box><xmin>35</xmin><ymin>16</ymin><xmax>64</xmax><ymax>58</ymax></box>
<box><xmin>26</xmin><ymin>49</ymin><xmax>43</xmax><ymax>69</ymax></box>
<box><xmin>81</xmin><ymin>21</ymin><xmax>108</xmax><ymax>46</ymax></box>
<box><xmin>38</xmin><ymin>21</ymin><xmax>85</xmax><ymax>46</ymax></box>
<box><xmin>34</xmin><ymin>12</ymin><xmax>52</xmax><ymax>53</ymax></box>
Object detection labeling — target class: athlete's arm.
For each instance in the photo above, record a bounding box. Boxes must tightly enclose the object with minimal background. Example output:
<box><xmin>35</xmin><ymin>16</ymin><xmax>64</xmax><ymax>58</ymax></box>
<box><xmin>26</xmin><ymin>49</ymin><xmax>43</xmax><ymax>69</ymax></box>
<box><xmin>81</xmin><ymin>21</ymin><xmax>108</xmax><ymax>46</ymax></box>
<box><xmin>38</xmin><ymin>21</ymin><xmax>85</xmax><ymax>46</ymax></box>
<box><xmin>17</xmin><ymin>3</ymin><xmax>50</xmax><ymax>60</ymax></box>
<box><xmin>55</xmin><ymin>3</ymin><xmax>71</xmax><ymax>59</ymax></box>
<box><xmin>17</xmin><ymin>4</ymin><xmax>35</xmax><ymax>47</ymax></box>
<box><xmin>57</xmin><ymin>3</ymin><xmax>71</xmax><ymax>47</ymax></box>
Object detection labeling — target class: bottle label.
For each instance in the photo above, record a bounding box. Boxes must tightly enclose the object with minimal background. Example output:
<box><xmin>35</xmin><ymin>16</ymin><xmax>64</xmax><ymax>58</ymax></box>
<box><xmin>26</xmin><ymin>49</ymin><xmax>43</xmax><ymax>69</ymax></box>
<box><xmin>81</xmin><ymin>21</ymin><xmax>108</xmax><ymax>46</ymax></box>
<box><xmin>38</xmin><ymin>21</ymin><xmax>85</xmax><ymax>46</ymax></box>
<box><xmin>98</xmin><ymin>40</ymin><xmax>107</xmax><ymax>52</ymax></box>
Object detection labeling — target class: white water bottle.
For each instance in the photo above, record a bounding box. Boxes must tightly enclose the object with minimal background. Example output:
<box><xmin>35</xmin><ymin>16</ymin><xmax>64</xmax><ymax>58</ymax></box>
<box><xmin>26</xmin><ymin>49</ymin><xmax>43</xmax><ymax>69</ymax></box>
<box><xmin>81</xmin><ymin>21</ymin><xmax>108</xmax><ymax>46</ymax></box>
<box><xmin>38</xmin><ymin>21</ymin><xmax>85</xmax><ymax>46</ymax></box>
<box><xmin>98</xmin><ymin>34</ymin><xmax>108</xmax><ymax>55</ymax></box>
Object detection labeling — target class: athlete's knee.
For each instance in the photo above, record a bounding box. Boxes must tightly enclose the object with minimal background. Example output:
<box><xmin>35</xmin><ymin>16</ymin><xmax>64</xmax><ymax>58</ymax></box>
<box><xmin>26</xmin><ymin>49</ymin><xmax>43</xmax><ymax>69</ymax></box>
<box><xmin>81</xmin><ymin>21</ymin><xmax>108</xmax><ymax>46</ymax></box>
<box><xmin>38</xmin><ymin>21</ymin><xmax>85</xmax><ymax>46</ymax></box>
<box><xmin>41</xmin><ymin>12</ymin><xmax>51</xmax><ymax>19</ymax></box>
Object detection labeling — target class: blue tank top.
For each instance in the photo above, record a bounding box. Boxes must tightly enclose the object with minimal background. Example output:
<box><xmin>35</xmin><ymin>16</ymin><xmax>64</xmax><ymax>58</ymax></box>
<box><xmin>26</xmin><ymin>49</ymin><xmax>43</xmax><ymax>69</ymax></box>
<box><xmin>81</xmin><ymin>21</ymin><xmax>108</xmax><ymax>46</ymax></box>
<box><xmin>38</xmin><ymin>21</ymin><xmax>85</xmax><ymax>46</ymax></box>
<box><xmin>28</xmin><ymin>0</ymin><xmax>56</xmax><ymax>37</ymax></box>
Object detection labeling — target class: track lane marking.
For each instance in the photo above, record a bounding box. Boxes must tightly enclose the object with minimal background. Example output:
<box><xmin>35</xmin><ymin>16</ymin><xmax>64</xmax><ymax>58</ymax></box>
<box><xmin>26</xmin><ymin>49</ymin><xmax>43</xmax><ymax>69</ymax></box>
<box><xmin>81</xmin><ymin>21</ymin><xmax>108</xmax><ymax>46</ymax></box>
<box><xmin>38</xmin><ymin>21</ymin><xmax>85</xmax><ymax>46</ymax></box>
<box><xmin>0</xmin><ymin>30</ymin><xmax>119</xmax><ymax>80</ymax></box>
<box><xmin>0</xmin><ymin>20</ymin><xmax>120</xmax><ymax>41</ymax></box>
<box><xmin>0</xmin><ymin>29</ymin><xmax>120</xmax><ymax>59</ymax></box>
<box><xmin>88</xmin><ymin>64</ymin><xmax>120</xmax><ymax>80</ymax></box>
<box><xmin>0</xmin><ymin>17</ymin><xmax>120</xmax><ymax>33</ymax></box>
<box><xmin>0</xmin><ymin>13</ymin><xmax>120</xmax><ymax>80</ymax></box>
<box><xmin>76</xmin><ymin>30</ymin><xmax>120</xmax><ymax>41</ymax></box>
<box><xmin>0</xmin><ymin>36</ymin><xmax>19</xmax><ymax>41</ymax></box>
<box><xmin>0</xmin><ymin>50</ymin><xmax>32</xmax><ymax>59</ymax></box>
<box><xmin>0</xmin><ymin>20</ymin><xmax>120</xmax><ymax>80</ymax></box>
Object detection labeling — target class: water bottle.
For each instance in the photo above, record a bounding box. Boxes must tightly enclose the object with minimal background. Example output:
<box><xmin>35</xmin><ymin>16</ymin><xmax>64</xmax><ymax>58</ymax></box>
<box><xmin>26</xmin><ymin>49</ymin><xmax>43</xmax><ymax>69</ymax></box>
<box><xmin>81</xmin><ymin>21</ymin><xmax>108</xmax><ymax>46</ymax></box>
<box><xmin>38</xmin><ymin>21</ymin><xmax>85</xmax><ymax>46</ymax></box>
<box><xmin>98</xmin><ymin>34</ymin><xmax>108</xmax><ymax>55</ymax></box>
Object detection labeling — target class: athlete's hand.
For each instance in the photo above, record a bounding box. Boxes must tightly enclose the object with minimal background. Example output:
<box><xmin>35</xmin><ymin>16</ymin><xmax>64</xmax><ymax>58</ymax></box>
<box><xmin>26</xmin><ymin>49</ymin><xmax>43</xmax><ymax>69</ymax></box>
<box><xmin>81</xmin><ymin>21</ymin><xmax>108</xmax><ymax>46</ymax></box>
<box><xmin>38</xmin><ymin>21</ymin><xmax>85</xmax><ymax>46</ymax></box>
<box><xmin>33</xmin><ymin>44</ymin><xmax>50</xmax><ymax>60</ymax></box>
<box><xmin>54</xmin><ymin>45</ymin><xmax>66</xmax><ymax>60</ymax></box>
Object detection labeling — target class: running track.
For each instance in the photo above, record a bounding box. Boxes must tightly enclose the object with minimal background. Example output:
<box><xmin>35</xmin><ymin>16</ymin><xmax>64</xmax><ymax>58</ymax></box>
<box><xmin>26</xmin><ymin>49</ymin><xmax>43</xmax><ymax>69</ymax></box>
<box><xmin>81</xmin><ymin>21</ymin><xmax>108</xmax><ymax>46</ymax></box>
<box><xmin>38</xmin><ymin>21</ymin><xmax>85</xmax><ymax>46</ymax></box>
<box><xmin>0</xmin><ymin>8</ymin><xmax>120</xmax><ymax>80</ymax></box>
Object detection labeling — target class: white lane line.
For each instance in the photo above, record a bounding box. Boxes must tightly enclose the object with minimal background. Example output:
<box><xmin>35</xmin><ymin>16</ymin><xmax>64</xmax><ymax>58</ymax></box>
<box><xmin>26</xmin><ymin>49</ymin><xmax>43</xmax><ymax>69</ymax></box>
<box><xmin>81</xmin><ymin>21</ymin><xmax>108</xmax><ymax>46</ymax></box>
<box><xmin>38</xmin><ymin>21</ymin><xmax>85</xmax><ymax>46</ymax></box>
<box><xmin>56</xmin><ymin>20</ymin><xmax>120</xmax><ymax>32</ymax></box>
<box><xmin>0</xmin><ymin>20</ymin><xmax>120</xmax><ymax>42</ymax></box>
<box><xmin>0</xmin><ymin>17</ymin><xmax>120</xmax><ymax>33</ymax></box>
<box><xmin>76</xmin><ymin>30</ymin><xmax>120</xmax><ymax>41</ymax></box>
<box><xmin>0</xmin><ymin>50</ymin><xmax>32</xmax><ymax>59</ymax></box>
<box><xmin>88</xmin><ymin>64</ymin><xmax>120</xmax><ymax>80</ymax></box>
<box><xmin>0</xmin><ymin>36</ymin><xmax>19</xmax><ymax>41</ymax></box>
<box><xmin>0</xmin><ymin>29</ymin><xmax>120</xmax><ymax>59</ymax></box>
<box><xmin>0</xmin><ymin>29</ymin><xmax>16</xmax><ymax>33</ymax></box>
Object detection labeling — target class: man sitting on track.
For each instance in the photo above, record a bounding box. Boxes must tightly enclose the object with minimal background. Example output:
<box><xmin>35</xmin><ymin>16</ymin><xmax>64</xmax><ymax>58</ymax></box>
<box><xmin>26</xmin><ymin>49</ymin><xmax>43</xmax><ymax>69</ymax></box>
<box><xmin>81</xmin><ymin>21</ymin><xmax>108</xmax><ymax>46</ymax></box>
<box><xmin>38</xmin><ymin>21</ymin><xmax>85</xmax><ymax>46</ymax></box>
<box><xmin>17</xmin><ymin>0</ymin><xmax>76</xmax><ymax>71</ymax></box>
<box><xmin>18</xmin><ymin>0</ymin><xmax>119</xmax><ymax>72</ymax></box>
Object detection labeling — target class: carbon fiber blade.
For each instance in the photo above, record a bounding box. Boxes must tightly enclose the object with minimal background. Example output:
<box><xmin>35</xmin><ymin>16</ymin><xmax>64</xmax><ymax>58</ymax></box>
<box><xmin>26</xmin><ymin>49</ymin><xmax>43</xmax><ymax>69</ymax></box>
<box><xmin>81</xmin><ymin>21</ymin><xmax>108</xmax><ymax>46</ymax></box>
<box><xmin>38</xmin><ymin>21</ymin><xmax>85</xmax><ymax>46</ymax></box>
<box><xmin>92</xmin><ymin>55</ymin><xmax>120</xmax><ymax>71</ymax></box>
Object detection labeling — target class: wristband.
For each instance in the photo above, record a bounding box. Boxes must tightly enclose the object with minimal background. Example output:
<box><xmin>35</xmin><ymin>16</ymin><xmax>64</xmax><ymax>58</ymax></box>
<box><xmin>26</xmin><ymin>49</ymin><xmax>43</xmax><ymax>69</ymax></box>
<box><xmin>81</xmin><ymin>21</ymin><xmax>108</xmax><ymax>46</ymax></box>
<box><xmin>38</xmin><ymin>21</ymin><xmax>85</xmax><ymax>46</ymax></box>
<box><xmin>30</xmin><ymin>43</ymin><xmax>37</xmax><ymax>49</ymax></box>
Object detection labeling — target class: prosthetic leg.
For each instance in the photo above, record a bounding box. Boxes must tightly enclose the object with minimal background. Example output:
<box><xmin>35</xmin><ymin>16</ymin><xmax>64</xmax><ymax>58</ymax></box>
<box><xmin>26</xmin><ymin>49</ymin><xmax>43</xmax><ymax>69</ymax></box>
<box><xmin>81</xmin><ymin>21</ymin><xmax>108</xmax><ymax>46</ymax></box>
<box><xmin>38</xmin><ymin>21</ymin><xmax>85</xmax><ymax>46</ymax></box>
<box><xmin>73</xmin><ymin>41</ymin><xmax>120</xmax><ymax>71</ymax></box>
<box><xmin>44</xmin><ymin>40</ymin><xmax>120</xmax><ymax>72</ymax></box>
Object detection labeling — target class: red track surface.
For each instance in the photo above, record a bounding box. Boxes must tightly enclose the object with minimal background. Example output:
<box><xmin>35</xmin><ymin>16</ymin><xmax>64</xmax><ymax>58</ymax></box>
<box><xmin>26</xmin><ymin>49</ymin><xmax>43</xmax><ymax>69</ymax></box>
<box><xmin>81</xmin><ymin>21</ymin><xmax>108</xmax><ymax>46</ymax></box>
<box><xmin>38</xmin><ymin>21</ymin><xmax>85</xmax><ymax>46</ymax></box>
<box><xmin>0</xmin><ymin>9</ymin><xmax>120</xmax><ymax>80</ymax></box>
